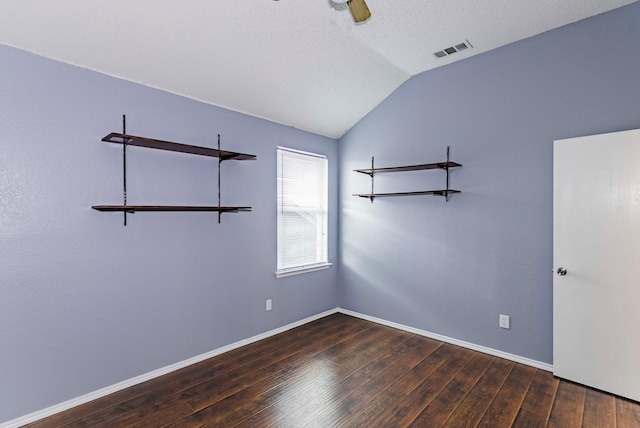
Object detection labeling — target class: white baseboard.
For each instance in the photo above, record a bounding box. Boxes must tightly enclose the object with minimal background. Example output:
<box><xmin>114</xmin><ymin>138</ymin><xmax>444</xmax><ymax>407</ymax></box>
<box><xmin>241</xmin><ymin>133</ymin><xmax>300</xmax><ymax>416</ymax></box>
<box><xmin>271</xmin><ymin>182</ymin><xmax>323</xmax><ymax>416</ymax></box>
<box><xmin>337</xmin><ymin>308</ymin><xmax>553</xmax><ymax>372</ymax></box>
<box><xmin>0</xmin><ymin>308</ymin><xmax>339</xmax><ymax>428</ymax></box>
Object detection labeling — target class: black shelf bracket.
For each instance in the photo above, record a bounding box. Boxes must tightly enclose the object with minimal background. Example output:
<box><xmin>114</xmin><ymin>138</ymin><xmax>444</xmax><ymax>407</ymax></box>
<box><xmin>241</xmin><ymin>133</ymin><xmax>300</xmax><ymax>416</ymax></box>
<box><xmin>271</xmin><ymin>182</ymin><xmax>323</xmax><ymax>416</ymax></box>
<box><xmin>122</xmin><ymin>114</ymin><xmax>129</xmax><ymax>226</ymax></box>
<box><xmin>444</xmin><ymin>146</ymin><xmax>451</xmax><ymax>202</ymax></box>
<box><xmin>217</xmin><ymin>134</ymin><xmax>222</xmax><ymax>223</ymax></box>
<box><xmin>368</xmin><ymin>156</ymin><xmax>375</xmax><ymax>203</ymax></box>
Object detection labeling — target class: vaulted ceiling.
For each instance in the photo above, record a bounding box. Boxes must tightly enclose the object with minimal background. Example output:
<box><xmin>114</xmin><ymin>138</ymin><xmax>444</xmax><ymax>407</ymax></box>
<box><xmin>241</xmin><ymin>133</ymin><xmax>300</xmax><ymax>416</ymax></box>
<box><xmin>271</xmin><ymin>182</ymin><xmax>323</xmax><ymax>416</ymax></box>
<box><xmin>0</xmin><ymin>0</ymin><xmax>635</xmax><ymax>138</ymax></box>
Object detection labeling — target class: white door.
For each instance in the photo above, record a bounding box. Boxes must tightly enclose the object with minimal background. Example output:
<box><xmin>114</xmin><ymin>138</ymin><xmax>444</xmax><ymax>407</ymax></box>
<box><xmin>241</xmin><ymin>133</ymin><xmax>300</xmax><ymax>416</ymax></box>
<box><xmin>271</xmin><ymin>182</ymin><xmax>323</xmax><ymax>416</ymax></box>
<box><xmin>554</xmin><ymin>128</ymin><xmax>640</xmax><ymax>402</ymax></box>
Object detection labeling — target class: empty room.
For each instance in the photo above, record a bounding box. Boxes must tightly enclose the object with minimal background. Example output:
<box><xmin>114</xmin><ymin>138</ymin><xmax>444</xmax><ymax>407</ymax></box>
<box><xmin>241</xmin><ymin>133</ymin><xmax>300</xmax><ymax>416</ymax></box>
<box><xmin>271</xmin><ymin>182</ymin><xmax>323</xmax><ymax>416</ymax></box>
<box><xmin>1</xmin><ymin>1</ymin><xmax>640</xmax><ymax>427</ymax></box>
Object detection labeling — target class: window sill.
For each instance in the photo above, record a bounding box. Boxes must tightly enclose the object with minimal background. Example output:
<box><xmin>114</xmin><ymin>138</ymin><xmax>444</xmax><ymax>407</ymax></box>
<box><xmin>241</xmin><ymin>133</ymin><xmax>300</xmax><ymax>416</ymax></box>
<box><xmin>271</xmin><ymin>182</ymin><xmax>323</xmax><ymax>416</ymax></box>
<box><xmin>275</xmin><ymin>263</ymin><xmax>333</xmax><ymax>278</ymax></box>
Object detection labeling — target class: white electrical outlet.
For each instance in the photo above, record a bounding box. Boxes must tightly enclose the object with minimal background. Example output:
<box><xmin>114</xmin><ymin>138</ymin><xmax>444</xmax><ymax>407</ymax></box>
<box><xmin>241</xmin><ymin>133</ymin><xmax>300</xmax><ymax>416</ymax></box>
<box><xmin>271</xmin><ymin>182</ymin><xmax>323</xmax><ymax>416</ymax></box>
<box><xmin>499</xmin><ymin>314</ymin><xmax>510</xmax><ymax>329</ymax></box>
<box><xmin>266</xmin><ymin>299</ymin><xmax>272</xmax><ymax>311</ymax></box>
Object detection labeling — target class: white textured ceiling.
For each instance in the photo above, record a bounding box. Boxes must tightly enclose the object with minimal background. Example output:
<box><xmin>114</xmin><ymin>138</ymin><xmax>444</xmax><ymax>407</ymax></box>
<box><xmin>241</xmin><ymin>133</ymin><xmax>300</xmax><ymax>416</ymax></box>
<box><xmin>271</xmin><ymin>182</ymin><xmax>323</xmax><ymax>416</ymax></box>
<box><xmin>0</xmin><ymin>0</ymin><xmax>635</xmax><ymax>138</ymax></box>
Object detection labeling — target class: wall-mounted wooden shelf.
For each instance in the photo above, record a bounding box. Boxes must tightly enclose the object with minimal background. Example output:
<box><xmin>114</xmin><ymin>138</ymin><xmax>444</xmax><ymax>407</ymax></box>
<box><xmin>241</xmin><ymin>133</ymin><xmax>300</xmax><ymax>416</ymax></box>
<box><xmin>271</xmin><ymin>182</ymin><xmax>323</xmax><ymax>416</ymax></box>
<box><xmin>354</xmin><ymin>190</ymin><xmax>461</xmax><ymax>198</ymax></box>
<box><xmin>102</xmin><ymin>133</ymin><xmax>256</xmax><ymax>160</ymax></box>
<box><xmin>92</xmin><ymin>205</ymin><xmax>251</xmax><ymax>213</ymax></box>
<box><xmin>353</xmin><ymin>147</ymin><xmax>461</xmax><ymax>202</ymax></box>
<box><xmin>93</xmin><ymin>116</ymin><xmax>255</xmax><ymax>225</ymax></box>
<box><xmin>354</xmin><ymin>161</ymin><xmax>462</xmax><ymax>175</ymax></box>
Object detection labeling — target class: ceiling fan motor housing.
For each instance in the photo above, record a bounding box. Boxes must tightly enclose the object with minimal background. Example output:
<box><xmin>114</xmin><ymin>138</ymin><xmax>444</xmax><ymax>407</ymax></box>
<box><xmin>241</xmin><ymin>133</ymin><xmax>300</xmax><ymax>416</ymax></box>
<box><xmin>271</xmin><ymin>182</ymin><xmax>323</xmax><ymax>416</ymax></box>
<box><xmin>329</xmin><ymin>0</ymin><xmax>371</xmax><ymax>23</ymax></box>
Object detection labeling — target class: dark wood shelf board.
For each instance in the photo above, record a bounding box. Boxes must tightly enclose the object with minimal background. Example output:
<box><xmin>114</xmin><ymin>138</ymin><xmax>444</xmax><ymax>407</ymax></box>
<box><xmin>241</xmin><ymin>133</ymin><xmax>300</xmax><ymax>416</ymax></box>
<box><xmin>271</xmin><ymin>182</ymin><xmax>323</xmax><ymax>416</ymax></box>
<box><xmin>353</xmin><ymin>189</ymin><xmax>461</xmax><ymax>198</ymax></box>
<box><xmin>92</xmin><ymin>205</ymin><xmax>251</xmax><ymax>212</ymax></box>
<box><xmin>102</xmin><ymin>133</ymin><xmax>256</xmax><ymax>160</ymax></box>
<box><xmin>354</xmin><ymin>161</ymin><xmax>461</xmax><ymax>175</ymax></box>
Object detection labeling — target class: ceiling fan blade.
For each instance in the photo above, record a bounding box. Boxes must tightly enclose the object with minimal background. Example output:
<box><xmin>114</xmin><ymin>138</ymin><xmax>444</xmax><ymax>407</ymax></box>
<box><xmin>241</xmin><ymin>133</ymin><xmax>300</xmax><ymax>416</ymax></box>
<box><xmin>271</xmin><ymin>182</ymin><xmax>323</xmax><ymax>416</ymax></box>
<box><xmin>349</xmin><ymin>0</ymin><xmax>371</xmax><ymax>23</ymax></box>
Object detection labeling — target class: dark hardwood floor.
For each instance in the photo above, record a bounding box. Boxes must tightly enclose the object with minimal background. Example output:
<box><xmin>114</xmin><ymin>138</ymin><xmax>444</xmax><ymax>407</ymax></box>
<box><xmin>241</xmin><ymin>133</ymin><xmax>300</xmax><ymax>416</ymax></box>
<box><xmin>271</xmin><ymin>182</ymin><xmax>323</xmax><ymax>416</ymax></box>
<box><xmin>26</xmin><ymin>313</ymin><xmax>640</xmax><ymax>427</ymax></box>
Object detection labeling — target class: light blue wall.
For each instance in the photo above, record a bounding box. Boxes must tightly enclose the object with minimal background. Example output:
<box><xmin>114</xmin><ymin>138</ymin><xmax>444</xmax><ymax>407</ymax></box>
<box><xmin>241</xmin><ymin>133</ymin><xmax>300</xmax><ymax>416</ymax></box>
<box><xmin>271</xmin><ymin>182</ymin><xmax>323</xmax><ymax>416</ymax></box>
<box><xmin>0</xmin><ymin>45</ymin><xmax>338</xmax><ymax>422</ymax></box>
<box><xmin>338</xmin><ymin>2</ymin><xmax>640</xmax><ymax>365</ymax></box>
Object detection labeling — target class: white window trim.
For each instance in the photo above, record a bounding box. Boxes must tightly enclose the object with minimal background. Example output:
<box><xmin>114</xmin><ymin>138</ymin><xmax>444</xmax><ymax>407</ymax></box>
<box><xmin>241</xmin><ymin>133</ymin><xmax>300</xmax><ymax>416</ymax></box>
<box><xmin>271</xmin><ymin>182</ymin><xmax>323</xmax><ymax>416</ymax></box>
<box><xmin>276</xmin><ymin>146</ymin><xmax>330</xmax><ymax>278</ymax></box>
<box><xmin>275</xmin><ymin>262</ymin><xmax>333</xmax><ymax>278</ymax></box>
<box><xmin>276</xmin><ymin>146</ymin><xmax>327</xmax><ymax>159</ymax></box>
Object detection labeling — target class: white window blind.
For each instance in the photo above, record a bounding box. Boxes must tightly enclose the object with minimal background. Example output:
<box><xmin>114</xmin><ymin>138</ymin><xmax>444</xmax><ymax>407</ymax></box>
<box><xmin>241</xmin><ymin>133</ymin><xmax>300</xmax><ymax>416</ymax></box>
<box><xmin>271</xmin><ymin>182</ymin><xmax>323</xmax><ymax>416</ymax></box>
<box><xmin>277</xmin><ymin>147</ymin><xmax>329</xmax><ymax>276</ymax></box>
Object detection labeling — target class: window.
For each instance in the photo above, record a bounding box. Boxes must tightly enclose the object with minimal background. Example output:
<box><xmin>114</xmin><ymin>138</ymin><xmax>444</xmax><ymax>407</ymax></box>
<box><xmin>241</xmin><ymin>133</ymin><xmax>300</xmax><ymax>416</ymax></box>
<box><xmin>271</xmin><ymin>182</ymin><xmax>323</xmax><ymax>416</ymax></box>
<box><xmin>276</xmin><ymin>147</ymin><xmax>330</xmax><ymax>277</ymax></box>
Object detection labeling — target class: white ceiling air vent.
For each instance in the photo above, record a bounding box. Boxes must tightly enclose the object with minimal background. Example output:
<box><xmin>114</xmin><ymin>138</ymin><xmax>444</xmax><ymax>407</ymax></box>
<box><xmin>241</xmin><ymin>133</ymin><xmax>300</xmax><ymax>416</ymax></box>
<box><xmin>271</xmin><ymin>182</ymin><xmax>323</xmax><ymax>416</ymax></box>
<box><xmin>434</xmin><ymin>40</ymin><xmax>473</xmax><ymax>59</ymax></box>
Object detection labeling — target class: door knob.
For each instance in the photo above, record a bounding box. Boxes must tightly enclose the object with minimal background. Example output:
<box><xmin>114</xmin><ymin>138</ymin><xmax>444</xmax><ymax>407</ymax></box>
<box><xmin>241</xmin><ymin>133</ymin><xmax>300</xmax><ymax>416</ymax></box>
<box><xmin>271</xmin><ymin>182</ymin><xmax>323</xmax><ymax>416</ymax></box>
<box><xmin>556</xmin><ymin>267</ymin><xmax>567</xmax><ymax>276</ymax></box>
